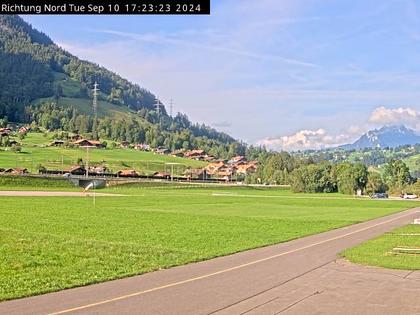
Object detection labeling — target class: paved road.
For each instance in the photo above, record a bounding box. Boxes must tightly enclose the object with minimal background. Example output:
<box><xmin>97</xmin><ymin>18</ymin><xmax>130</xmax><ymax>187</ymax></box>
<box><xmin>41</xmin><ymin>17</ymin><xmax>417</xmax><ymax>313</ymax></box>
<box><xmin>1</xmin><ymin>207</ymin><xmax>419</xmax><ymax>315</ymax></box>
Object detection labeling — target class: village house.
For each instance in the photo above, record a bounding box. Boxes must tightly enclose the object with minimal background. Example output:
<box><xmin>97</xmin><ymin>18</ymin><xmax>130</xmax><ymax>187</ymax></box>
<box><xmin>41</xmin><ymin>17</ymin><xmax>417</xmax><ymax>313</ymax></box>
<box><xmin>0</xmin><ymin>128</ymin><xmax>11</xmax><ymax>137</ymax></box>
<box><xmin>120</xmin><ymin>141</ymin><xmax>130</xmax><ymax>149</ymax></box>
<box><xmin>205</xmin><ymin>161</ymin><xmax>226</xmax><ymax>175</ymax></box>
<box><xmin>72</xmin><ymin>139</ymin><xmax>104</xmax><ymax>148</ymax></box>
<box><xmin>89</xmin><ymin>165</ymin><xmax>108</xmax><ymax>175</ymax></box>
<box><xmin>49</xmin><ymin>140</ymin><xmax>65</xmax><ymax>147</ymax></box>
<box><xmin>203</xmin><ymin>155</ymin><xmax>216</xmax><ymax>162</ymax></box>
<box><xmin>236</xmin><ymin>163</ymin><xmax>258</xmax><ymax>175</ymax></box>
<box><xmin>116</xmin><ymin>169</ymin><xmax>139</xmax><ymax>177</ymax></box>
<box><xmin>184</xmin><ymin>149</ymin><xmax>206</xmax><ymax>160</ymax></box>
<box><xmin>216</xmin><ymin>169</ymin><xmax>234</xmax><ymax>181</ymax></box>
<box><xmin>4</xmin><ymin>168</ymin><xmax>28</xmax><ymax>175</ymax></box>
<box><xmin>134</xmin><ymin>143</ymin><xmax>151</xmax><ymax>151</ymax></box>
<box><xmin>184</xmin><ymin>168</ymin><xmax>210</xmax><ymax>180</ymax></box>
<box><xmin>18</xmin><ymin>126</ymin><xmax>29</xmax><ymax>134</ymax></box>
<box><xmin>171</xmin><ymin>149</ymin><xmax>185</xmax><ymax>157</ymax></box>
<box><xmin>70</xmin><ymin>134</ymin><xmax>82</xmax><ymax>141</ymax></box>
<box><xmin>65</xmin><ymin>165</ymin><xmax>86</xmax><ymax>176</ymax></box>
<box><xmin>155</xmin><ymin>148</ymin><xmax>170</xmax><ymax>155</ymax></box>
<box><xmin>153</xmin><ymin>171</ymin><xmax>171</xmax><ymax>179</ymax></box>
<box><xmin>228</xmin><ymin>155</ymin><xmax>246</xmax><ymax>165</ymax></box>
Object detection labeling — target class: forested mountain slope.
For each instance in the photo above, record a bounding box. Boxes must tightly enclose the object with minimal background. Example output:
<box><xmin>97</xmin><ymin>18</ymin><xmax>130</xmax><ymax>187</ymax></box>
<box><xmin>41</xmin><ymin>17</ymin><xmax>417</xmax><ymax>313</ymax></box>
<box><xmin>0</xmin><ymin>15</ymin><xmax>244</xmax><ymax>157</ymax></box>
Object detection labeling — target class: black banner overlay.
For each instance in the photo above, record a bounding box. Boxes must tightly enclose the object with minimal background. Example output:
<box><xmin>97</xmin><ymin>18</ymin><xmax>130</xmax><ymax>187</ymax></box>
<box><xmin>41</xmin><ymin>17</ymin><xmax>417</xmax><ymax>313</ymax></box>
<box><xmin>0</xmin><ymin>0</ymin><xmax>210</xmax><ymax>15</ymax></box>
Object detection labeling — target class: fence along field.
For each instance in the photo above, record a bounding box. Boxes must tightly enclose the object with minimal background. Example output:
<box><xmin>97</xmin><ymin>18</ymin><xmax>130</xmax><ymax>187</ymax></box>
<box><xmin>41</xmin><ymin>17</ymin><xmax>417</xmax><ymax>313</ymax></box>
<box><xmin>0</xmin><ymin>183</ymin><xmax>418</xmax><ymax>301</ymax></box>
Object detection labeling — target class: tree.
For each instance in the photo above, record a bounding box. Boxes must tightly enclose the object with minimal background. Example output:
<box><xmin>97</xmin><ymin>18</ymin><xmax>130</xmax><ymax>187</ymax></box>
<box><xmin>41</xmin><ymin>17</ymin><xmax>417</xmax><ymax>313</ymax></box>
<box><xmin>366</xmin><ymin>172</ymin><xmax>387</xmax><ymax>194</ymax></box>
<box><xmin>383</xmin><ymin>160</ymin><xmax>414</xmax><ymax>190</ymax></box>
<box><xmin>337</xmin><ymin>163</ymin><xmax>368</xmax><ymax>195</ymax></box>
<box><xmin>0</xmin><ymin>116</ymin><xmax>8</xmax><ymax>128</ymax></box>
<box><xmin>290</xmin><ymin>162</ymin><xmax>335</xmax><ymax>193</ymax></box>
<box><xmin>262</xmin><ymin>152</ymin><xmax>297</xmax><ymax>185</ymax></box>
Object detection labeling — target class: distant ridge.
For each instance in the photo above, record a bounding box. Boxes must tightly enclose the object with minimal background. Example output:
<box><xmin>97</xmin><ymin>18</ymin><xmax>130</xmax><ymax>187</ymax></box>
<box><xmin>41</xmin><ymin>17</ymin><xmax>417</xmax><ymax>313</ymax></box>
<box><xmin>340</xmin><ymin>125</ymin><xmax>420</xmax><ymax>150</ymax></box>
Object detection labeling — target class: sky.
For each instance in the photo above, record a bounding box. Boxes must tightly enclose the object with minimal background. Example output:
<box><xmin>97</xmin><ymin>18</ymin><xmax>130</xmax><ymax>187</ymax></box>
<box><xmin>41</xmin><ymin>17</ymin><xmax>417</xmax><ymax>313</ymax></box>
<box><xmin>24</xmin><ymin>0</ymin><xmax>420</xmax><ymax>151</ymax></box>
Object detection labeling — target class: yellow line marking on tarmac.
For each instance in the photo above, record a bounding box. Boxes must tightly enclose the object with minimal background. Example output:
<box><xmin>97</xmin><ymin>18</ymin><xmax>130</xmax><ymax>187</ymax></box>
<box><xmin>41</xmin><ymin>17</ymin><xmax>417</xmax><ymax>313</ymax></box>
<box><xmin>50</xmin><ymin>209</ymin><xmax>418</xmax><ymax>315</ymax></box>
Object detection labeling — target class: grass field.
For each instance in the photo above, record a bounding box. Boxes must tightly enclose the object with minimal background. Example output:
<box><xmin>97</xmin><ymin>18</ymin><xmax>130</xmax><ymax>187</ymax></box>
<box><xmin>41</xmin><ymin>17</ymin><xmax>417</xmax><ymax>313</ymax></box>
<box><xmin>343</xmin><ymin>224</ymin><xmax>420</xmax><ymax>270</ymax></box>
<box><xmin>0</xmin><ymin>182</ymin><xmax>418</xmax><ymax>301</ymax></box>
<box><xmin>0</xmin><ymin>132</ymin><xmax>205</xmax><ymax>174</ymax></box>
<box><xmin>0</xmin><ymin>175</ymin><xmax>77</xmax><ymax>191</ymax></box>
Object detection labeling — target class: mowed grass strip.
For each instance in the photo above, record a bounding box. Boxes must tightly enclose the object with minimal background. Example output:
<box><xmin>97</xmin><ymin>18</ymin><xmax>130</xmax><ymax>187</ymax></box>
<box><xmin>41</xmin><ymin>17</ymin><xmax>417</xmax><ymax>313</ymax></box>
<box><xmin>343</xmin><ymin>224</ymin><xmax>420</xmax><ymax>270</ymax></box>
<box><xmin>0</xmin><ymin>186</ymin><xmax>417</xmax><ymax>301</ymax></box>
<box><xmin>0</xmin><ymin>176</ymin><xmax>79</xmax><ymax>191</ymax></box>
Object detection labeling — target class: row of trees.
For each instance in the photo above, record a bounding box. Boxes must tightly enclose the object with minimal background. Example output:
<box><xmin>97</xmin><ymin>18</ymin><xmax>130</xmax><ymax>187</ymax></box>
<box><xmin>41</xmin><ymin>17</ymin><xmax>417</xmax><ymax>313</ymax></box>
<box><xmin>244</xmin><ymin>149</ymin><xmax>417</xmax><ymax>195</ymax></box>
<box><xmin>289</xmin><ymin>159</ymin><xmax>416</xmax><ymax>195</ymax></box>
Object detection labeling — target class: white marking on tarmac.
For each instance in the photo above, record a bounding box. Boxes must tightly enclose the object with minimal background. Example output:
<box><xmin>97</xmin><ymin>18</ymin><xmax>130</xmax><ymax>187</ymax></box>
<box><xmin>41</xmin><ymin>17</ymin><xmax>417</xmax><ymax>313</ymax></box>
<box><xmin>49</xmin><ymin>209</ymin><xmax>418</xmax><ymax>315</ymax></box>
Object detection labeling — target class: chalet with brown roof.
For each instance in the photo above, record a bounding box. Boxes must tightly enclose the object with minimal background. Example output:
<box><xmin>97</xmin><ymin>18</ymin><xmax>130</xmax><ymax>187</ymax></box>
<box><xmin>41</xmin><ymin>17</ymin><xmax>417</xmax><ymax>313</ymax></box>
<box><xmin>0</xmin><ymin>128</ymin><xmax>11</xmax><ymax>137</ymax></box>
<box><xmin>89</xmin><ymin>166</ymin><xmax>108</xmax><ymax>174</ymax></box>
<box><xmin>184</xmin><ymin>168</ymin><xmax>209</xmax><ymax>180</ymax></box>
<box><xmin>216</xmin><ymin>169</ymin><xmax>234</xmax><ymax>181</ymax></box>
<box><xmin>120</xmin><ymin>141</ymin><xmax>130</xmax><ymax>148</ymax></box>
<box><xmin>205</xmin><ymin>161</ymin><xmax>225</xmax><ymax>175</ymax></box>
<box><xmin>171</xmin><ymin>149</ymin><xmax>185</xmax><ymax>157</ymax></box>
<box><xmin>49</xmin><ymin>140</ymin><xmax>65</xmax><ymax>147</ymax></box>
<box><xmin>184</xmin><ymin>149</ymin><xmax>206</xmax><ymax>159</ymax></box>
<box><xmin>153</xmin><ymin>172</ymin><xmax>171</xmax><ymax>179</ymax></box>
<box><xmin>65</xmin><ymin>165</ymin><xmax>86</xmax><ymax>175</ymax></box>
<box><xmin>4</xmin><ymin>168</ymin><xmax>28</xmax><ymax>175</ymax></box>
<box><xmin>155</xmin><ymin>148</ymin><xmax>170</xmax><ymax>155</ymax></box>
<box><xmin>116</xmin><ymin>169</ymin><xmax>138</xmax><ymax>177</ymax></box>
<box><xmin>70</xmin><ymin>134</ymin><xmax>82</xmax><ymax>141</ymax></box>
<box><xmin>236</xmin><ymin>163</ymin><xmax>257</xmax><ymax>175</ymax></box>
<box><xmin>134</xmin><ymin>143</ymin><xmax>151</xmax><ymax>151</ymax></box>
<box><xmin>18</xmin><ymin>126</ymin><xmax>29</xmax><ymax>134</ymax></box>
<box><xmin>203</xmin><ymin>155</ymin><xmax>216</xmax><ymax>162</ymax></box>
<box><xmin>72</xmin><ymin>139</ymin><xmax>103</xmax><ymax>148</ymax></box>
<box><xmin>228</xmin><ymin>155</ymin><xmax>246</xmax><ymax>164</ymax></box>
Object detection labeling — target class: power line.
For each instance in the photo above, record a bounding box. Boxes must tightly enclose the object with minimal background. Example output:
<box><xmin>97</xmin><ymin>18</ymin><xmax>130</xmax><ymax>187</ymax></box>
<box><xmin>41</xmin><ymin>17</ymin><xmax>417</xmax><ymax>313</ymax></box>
<box><xmin>92</xmin><ymin>82</ymin><xmax>99</xmax><ymax>120</ymax></box>
<box><xmin>154</xmin><ymin>97</ymin><xmax>162</xmax><ymax>116</ymax></box>
<box><xmin>170</xmin><ymin>98</ymin><xmax>174</xmax><ymax>117</ymax></box>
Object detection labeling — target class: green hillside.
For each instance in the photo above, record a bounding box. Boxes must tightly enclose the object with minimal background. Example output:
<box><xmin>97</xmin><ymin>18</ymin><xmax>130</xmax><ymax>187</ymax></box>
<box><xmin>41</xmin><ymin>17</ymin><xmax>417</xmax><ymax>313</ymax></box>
<box><xmin>0</xmin><ymin>132</ymin><xmax>205</xmax><ymax>175</ymax></box>
<box><xmin>33</xmin><ymin>97</ymin><xmax>133</xmax><ymax>119</ymax></box>
<box><xmin>0</xmin><ymin>15</ymin><xmax>245</xmax><ymax>159</ymax></box>
<box><xmin>0</xmin><ymin>15</ymin><xmax>156</xmax><ymax>121</ymax></box>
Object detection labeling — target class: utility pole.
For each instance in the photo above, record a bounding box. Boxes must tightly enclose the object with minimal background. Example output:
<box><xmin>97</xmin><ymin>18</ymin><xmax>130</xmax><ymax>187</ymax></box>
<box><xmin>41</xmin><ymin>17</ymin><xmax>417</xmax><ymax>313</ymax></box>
<box><xmin>92</xmin><ymin>82</ymin><xmax>99</xmax><ymax>120</ymax></box>
<box><xmin>169</xmin><ymin>98</ymin><xmax>174</xmax><ymax>117</ymax></box>
<box><xmin>154</xmin><ymin>97</ymin><xmax>162</xmax><ymax>117</ymax></box>
<box><xmin>86</xmin><ymin>146</ymin><xmax>89</xmax><ymax>178</ymax></box>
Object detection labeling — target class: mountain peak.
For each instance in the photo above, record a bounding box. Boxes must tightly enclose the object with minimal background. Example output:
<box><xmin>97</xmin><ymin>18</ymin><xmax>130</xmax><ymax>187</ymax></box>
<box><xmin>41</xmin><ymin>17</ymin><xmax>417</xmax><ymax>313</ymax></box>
<box><xmin>341</xmin><ymin>125</ymin><xmax>420</xmax><ymax>150</ymax></box>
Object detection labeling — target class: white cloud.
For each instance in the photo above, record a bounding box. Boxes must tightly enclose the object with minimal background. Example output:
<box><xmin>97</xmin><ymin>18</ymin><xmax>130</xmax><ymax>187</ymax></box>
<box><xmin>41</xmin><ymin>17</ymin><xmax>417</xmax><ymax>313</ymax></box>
<box><xmin>258</xmin><ymin>105</ymin><xmax>420</xmax><ymax>151</ymax></box>
<box><xmin>258</xmin><ymin>128</ymin><xmax>352</xmax><ymax>151</ymax></box>
<box><xmin>369</xmin><ymin>106</ymin><xmax>420</xmax><ymax>130</ymax></box>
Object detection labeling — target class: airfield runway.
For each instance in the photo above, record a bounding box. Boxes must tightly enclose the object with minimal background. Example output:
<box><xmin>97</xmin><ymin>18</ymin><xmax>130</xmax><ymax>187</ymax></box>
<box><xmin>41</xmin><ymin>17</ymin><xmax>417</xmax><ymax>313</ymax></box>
<box><xmin>1</xmin><ymin>207</ymin><xmax>419</xmax><ymax>315</ymax></box>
